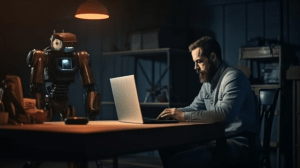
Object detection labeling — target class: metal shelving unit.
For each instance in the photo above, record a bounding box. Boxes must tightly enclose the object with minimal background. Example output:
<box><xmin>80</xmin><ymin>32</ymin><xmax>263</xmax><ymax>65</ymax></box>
<box><xmin>239</xmin><ymin>45</ymin><xmax>283</xmax><ymax>168</ymax></box>
<box><xmin>103</xmin><ymin>48</ymin><xmax>188</xmax><ymax>57</ymax></box>
<box><xmin>101</xmin><ymin>48</ymin><xmax>191</xmax><ymax>108</ymax></box>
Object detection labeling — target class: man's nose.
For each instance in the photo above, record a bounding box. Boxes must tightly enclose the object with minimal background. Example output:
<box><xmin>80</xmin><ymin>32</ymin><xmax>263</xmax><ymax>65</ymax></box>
<box><xmin>194</xmin><ymin>62</ymin><xmax>199</xmax><ymax>70</ymax></box>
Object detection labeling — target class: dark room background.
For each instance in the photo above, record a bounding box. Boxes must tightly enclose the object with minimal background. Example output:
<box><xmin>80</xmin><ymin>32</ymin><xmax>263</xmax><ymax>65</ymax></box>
<box><xmin>0</xmin><ymin>0</ymin><xmax>300</xmax><ymax>167</ymax></box>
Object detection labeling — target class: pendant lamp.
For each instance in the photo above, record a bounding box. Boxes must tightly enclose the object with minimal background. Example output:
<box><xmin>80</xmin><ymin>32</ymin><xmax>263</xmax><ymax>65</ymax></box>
<box><xmin>75</xmin><ymin>0</ymin><xmax>109</xmax><ymax>20</ymax></box>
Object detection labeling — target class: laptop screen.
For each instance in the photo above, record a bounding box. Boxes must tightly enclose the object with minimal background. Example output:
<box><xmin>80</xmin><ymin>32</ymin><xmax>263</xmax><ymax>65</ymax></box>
<box><xmin>110</xmin><ymin>75</ymin><xmax>144</xmax><ymax>124</ymax></box>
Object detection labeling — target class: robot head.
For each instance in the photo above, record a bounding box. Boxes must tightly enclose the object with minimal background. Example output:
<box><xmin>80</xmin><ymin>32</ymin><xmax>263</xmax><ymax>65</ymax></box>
<box><xmin>50</xmin><ymin>32</ymin><xmax>77</xmax><ymax>53</ymax></box>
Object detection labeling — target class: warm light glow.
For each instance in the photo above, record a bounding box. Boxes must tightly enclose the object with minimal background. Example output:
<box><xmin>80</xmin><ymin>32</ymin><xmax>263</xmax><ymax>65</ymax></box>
<box><xmin>75</xmin><ymin>13</ymin><xmax>109</xmax><ymax>20</ymax></box>
<box><xmin>75</xmin><ymin>0</ymin><xmax>109</xmax><ymax>20</ymax></box>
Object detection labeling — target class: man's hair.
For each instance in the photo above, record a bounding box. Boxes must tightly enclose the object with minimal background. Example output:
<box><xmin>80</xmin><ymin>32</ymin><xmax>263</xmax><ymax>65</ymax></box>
<box><xmin>188</xmin><ymin>36</ymin><xmax>222</xmax><ymax>61</ymax></box>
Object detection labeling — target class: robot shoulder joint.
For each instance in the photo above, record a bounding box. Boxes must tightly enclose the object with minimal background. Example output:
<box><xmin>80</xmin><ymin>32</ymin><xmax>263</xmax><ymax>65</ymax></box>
<box><xmin>27</xmin><ymin>49</ymin><xmax>46</xmax><ymax>67</ymax></box>
<box><xmin>77</xmin><ymin>51</ymin><xmax>90</xmax><ymax>64</ymax></box>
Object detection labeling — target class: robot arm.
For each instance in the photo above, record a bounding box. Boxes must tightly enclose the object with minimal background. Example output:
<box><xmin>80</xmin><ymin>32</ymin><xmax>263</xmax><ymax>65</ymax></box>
<box><xmin>26</xmin><ymin>50</ymin><xmax>46</xmax><ymax>109</ymax></box>
<box><xmin>77</xmin><ymin>51</ymin><xmax>100</xmax><ymax>120</ymax></box>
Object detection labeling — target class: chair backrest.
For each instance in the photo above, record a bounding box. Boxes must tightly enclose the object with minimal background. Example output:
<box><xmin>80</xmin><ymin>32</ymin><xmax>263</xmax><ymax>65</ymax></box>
<box><xmin>258</xmin><ymin>88</ymin><xmax>280</xmax><ymax>167</ymax></box>
<box><xmin>216</xmin><ymin>89</ymin><xmax>280</xmax><ymax>168</ymax></box>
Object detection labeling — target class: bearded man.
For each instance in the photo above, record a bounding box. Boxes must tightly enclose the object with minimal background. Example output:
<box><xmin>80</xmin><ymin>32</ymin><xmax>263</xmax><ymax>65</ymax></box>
<box><xmin>157</xmin><ymin>36</ymin><xmax>259</xmax><ymax>168</ymax></box>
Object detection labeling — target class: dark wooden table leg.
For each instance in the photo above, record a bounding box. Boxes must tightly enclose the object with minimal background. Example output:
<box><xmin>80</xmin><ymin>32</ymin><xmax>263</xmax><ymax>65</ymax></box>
<box><xmin>80</xmin><ymin>160</ymin><xmax>88</xmax><ymax>168</ymax></box>
<box><xmin>113</xmin><ymin>156</ymin><xmax>118</xmax><ymax>168</ymax></box>
<box><xmin>68</xmin><ymin>160</ymin><xmax>87</xmax><ymax>168</ymax></box>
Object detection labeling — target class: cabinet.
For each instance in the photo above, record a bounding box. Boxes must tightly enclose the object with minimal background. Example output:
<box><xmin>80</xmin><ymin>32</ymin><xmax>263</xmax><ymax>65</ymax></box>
<box><xmin>286</xmin><ymin>66</ymin><xmax>300</xmax><ymax>168</ymax></box>
<box><xmin>100</xmin><ymin>48</ymin><xmax>195</xmax><ymax>118</ymax></box>
<box><xmin>239</xmin><ymin>45</ymin><xmax>283</xmax><ymax>168</ymax></box>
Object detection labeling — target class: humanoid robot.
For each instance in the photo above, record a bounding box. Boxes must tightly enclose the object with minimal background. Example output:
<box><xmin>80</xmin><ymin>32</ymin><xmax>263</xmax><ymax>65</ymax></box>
<box><xmin>27</xmin><ymin>31</ymin><xmax>100</xmax><ymax>121</ymax></box>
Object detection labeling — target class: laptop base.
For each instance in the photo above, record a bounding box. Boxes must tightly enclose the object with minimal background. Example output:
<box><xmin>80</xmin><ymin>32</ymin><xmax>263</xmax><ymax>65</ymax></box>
<box><xmin>143</xmin><ymin>117</ymin><xmax>179</xmax><ymax>124</ymax></box>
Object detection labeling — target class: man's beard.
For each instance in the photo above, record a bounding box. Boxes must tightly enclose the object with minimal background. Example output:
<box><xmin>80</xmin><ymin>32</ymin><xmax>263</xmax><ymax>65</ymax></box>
<box><xmin>197</xmin><ymin>62</ymin><xmax>217</xmax><ymax>83</ymax></box>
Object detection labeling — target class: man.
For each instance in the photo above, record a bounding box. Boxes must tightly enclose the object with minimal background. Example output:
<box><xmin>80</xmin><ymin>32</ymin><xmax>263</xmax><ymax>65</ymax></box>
<box><xmin>157</xmin><ymin>36</ymin><xmax>258</xmax><ymax>168</ymax></box>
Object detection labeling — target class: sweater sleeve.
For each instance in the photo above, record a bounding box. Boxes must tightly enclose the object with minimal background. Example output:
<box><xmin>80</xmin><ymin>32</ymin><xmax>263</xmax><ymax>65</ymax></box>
<box><xmin>177</xmin><ymin>84</ymin><xmax>207</xmax><ymax>113</ymax></box>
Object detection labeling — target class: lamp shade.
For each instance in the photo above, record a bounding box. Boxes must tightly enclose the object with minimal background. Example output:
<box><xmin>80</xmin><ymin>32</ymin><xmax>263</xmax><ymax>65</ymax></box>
<box><xmin>75</xmin><ymin>0</ymin><xmax>109</xmax><ymax>20</ymax></box>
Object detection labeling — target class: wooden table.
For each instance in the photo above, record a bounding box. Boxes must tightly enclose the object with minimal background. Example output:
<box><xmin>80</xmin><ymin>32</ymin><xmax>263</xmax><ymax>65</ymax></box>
<box><xmin>0</xmin><ymin>121</ymin><xmax>224</xmax><ymax>167</ymax></box>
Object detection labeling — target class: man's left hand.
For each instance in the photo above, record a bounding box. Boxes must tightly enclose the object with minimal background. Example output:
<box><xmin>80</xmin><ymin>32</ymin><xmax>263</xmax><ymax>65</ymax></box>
<box><xmin>156</xmin><ymin>108</ymin><xmax>185</xmax><ymax>121</ymax></box>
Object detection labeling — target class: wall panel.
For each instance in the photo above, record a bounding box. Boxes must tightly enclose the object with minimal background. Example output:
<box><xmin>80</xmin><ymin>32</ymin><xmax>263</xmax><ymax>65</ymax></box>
<box><xmin>224</xmin><ymin>4</ymin><xmax>246</xmax><ymax>66</ymax></box>
<box><xmin>289</xmin><ymin>0</ymin><xmax>300</xmax><ymax>65</ymax></box>
<box><xmin>265</xmin><ymin>1</ymin><xmax>281</xmax><ymax>40</ymax></box>
<box><xmin>247</xmin><ymin>2</ymin><xmax>264</xmax><ymax>40</ymax></box>
<box><xmin>208</xmin><ymin>6</ymin><xmax>225</xmax><ymax>59</ymax></box>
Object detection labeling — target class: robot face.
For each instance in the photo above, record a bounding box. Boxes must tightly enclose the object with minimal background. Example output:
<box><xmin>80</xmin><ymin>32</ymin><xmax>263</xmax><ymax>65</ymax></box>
<box><xmin>50</xmin><ymin>33</ymin><xmax>77</xmax><ymax>52</ymax></box>
<box><xmin>52</xmin><ymin>39</ymin><xmax>63</xmax><ymax>51</ymax></box>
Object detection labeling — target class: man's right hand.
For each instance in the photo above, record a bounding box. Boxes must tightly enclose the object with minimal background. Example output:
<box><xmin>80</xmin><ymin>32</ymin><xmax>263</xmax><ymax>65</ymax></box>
<box><xmin>156</xmin><ymin>108</ymin><xmax>185</xmax><ymax>121</ymax></box>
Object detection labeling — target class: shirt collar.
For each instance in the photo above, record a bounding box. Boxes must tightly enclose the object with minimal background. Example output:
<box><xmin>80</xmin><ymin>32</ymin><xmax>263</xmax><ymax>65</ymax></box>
<box><xmin>210</xmin><ymin>61</ymin><xmax>228</xmax><ymax>90</ymax></box>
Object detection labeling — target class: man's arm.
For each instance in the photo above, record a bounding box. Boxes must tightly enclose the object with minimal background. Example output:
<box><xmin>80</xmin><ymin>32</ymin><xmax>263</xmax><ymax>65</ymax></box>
<box><xmin>177</xmin><ymin>85</ymin><xmax>207</xmax><ymax>112</ymax></box>
<box><xmin>184</xmin><ymin>71</ymin><xmax>250</xmax><ymax>123</ymax></box>
<box><xmin>156</xmin><ymin>85</ymin><xmax>207</xmax><ymax>121</ymax></box>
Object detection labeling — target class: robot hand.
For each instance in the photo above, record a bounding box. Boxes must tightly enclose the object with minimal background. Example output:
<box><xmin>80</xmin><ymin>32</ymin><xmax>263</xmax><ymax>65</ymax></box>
<box><xmin>85</xmin><ymin>91</ymin><xmax>100</xmax><ymax>120</ymax></box>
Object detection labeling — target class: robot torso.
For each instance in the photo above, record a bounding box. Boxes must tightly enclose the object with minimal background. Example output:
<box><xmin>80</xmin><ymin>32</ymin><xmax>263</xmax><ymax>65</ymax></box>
<box><xmin>45</xmin><ymin>50</ymin><xmax>79</xmax><ymax>84</ymax></box>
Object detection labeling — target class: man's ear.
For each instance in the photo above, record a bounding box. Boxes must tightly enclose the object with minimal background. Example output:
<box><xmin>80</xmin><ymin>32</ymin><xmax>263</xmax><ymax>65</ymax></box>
<box><xmin>210</xmin><ymin>52</ymin><xmax>217</xmax><ymax>62</ymax></box>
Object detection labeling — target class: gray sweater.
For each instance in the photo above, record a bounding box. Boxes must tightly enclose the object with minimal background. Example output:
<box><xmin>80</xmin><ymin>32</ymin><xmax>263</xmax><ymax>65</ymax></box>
<box><xmin>178</xmin><ymin>62</ymin><xmax>258</xmax><ymax>138</ymax></box>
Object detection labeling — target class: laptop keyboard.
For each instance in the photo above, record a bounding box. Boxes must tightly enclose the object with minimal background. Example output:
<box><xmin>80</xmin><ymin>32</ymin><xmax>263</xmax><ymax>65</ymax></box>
<box><xmin>143</xmin><ymin>117</ymin><xmax>179</xmax><ymax>123</ymax></box>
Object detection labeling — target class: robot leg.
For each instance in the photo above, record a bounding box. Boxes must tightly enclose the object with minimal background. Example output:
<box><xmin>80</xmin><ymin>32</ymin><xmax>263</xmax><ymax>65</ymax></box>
<box><xmin>48</xmin><ymin>98</ymin><xmax>68</xmax><ymax>121</ymax></box>
<box><xmin>63</xmin><ymin>105</ymin><xmax>77</xmax><ymax>118</ymax></box>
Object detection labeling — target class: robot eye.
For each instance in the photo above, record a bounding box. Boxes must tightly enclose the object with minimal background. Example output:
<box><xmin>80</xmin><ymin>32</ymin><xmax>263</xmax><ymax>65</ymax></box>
<box><xmin>64</xmin><ymin>47</ymin><xmax>74</xmax><ymax>52</ymax></box>
<box><xmin>62</xmin><ymin>59</ymin><xmax>70</xmax><ymax>65</ymax></box>
<box><xmin>52</xmin><ymin>39</ymin><xmax>63</xmax><ymax>51</ymax></box>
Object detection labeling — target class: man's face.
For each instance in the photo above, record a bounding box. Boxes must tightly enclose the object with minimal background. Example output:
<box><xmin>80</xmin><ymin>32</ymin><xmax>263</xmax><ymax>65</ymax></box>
<box><xmin>191</xmin><ymin>48</ymin><xmax>216</xmax><ymax>83</ymax></box>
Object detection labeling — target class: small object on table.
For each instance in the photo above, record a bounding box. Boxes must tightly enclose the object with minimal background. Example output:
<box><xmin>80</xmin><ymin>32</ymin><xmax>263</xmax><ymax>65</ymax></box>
<box><xmin>28</xmin><ymin>112</ymin><xmax>47</xmax><ymax>124</ymax></box>
<box><xmin>23</xmin><ymin>98</ymin><xmax>47</xmax><ymax>123</ymax></box>
<box><xmin>0</xmin><ymin>88</ymin><xmax>4</xmax><ymax>112</ymax></box>
<box><xmin>64</xmin><ymin>117</ymin><xmax>89</xmax><ymax>125</ymax></box>
<box><xmin>0</xmin><ymin>89</ymin><xmax>9</xmax><ymax>125</ymax></box>
<box><xmin>0</xmin><ymin>112</ymin><xmax>9</xmax><ymax>125</ymax></box>
<box><xmin>23</xmin><ymin>98</ymin><xmax>38</xmax><ymax>113</ymax></box>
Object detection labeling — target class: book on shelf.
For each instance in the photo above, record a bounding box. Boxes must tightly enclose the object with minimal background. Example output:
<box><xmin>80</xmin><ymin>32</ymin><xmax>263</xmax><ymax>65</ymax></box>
<box><xmin>262</xmin><ymin>62</ymin><xmax>279</xmax><ymax>84</ymax></box>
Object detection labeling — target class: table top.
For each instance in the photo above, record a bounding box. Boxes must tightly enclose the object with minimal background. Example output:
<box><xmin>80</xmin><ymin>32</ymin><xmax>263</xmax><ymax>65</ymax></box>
<box><xmin>0</xmin><ymin>121</ymin><xmax>214</xmax><ymax>134</ymax></box>
<box><xmin>0</xmin><ymin>121</ymin><xmax>224</xmax><ymax>161</ymax></box>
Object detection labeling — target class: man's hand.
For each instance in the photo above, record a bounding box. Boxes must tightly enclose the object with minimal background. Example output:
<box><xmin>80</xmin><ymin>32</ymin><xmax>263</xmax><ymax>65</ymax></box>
<box><xmin>156</xmin><ymin>108</ymin><xmax>185</xmax><ymax>121</ymax></box>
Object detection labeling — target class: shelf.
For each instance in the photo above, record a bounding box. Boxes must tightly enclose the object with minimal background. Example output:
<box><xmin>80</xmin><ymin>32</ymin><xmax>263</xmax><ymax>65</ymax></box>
<box><xmin>251</xmin><ymin>84</ymin><xmax>281</xmax><ymax>89</ymax></box>
<box><xmin>102</xmin><ymin>48</ymin><xmax>188</xmax><ymax>57</ymax></box>
<box><xmin>261</xmin><ymin>141</ymin><xmax>278</xmax><ymax>148</ymax></box>
<box><xmin>242</xmin><ymin>55</ymin><xmax>279</xmax><ymax>60</ymax></box>
<box><xmin>241</xmin><ymin>45</ymin><xmax>281</xmax><ymax>60</ymax></box>
<box><xmin>251</xmin><ymin>84</ymin><xmax>281</xmax><ymax>95</ymax></box>
<box><xmin>101</xmin><ymin>101</ymin><xmax>189</xmax><ymax>108</ymax></box>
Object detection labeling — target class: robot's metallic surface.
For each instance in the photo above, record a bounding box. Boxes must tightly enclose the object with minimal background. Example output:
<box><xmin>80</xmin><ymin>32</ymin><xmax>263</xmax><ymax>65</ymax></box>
<box><xmin>27</xmin><ymin>32</ymin><xmax>100</xmax><ymax>121</ymax></box>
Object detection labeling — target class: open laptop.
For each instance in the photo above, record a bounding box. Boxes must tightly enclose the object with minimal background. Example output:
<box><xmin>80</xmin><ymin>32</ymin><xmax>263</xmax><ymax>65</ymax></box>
<box><xmin>110</xmin><ymin>75</ymin><xmax>178</xmax><ymax>124</ymax></box>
